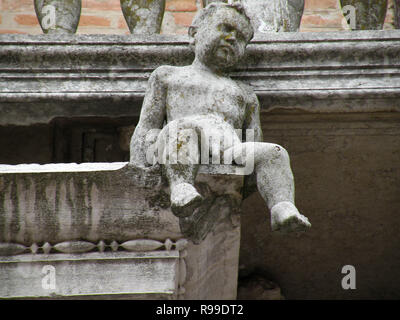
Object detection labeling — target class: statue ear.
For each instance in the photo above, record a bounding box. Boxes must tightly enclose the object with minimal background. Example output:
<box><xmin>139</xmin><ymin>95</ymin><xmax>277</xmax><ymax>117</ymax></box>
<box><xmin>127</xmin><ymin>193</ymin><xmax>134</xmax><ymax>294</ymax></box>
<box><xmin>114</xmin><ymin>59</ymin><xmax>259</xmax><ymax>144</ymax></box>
<box><xmin>188</xmin><ymin>26</ymin><xmax>197</xmax><ymax>50</ymax></box>
<box><xmin>188</xmin><ymin>26</ymin><xmax>197</xmax><ymax>38</ymax></box>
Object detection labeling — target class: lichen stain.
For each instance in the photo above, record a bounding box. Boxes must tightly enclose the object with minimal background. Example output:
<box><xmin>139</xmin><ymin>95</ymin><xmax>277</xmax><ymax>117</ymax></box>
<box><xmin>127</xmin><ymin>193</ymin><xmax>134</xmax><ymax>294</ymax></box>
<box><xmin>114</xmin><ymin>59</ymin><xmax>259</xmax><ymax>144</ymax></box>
<box><xmin>9</xmin><ymin>177</ymin><xmax>21</xmax><ymax>238</ymax></box>
<box><xmin>25</xmin><ymin>179</ymin><xmax>35</xmax><ymax>243</ymax></box>
<box><xmin>66</xmin><ymin>175</ymin><xmax>93</xmax><ymax>239</ymax></box>
<box><xmin>121</xmin><ymin>0</ymin><xmax>164</xmax><ymax>33</ymax></box>
<box><xmin>33</xmin><ymin>174</ymin><xmax>60</xmax><ymax>243</ymax></box>
<box><xmin>0</xmin><ymin>177</ymin><xmax>9</xmax><ymax>242</ymax></box>
<box><xmin>56</xmin><ymin>180</ymin><xmax>71</xmax><ymax>239</ymax></box>
<box><xmin>147</xmin><ymin>189</ymin><xmax>171</xmax><ymax>209</ymax></box>
<box><xmin>16</xmin><ymin>176</ymin><xmax>30</xmax><ymax>244</ymax></box>
<box><xmin>90</xmin><ymin>182</ymin><xmax>104</xmax><ymax>238</ymax></box>
<box><xmin>45</xmin><ymin>180</ymin><xmax>57</xmax><ymax>216</ymax></box>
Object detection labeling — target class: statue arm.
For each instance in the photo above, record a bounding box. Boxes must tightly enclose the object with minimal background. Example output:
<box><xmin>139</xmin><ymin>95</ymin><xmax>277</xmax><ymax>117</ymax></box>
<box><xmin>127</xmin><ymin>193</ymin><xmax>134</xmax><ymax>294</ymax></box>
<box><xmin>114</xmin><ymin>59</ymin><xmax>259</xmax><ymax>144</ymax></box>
<box><xmin>243</xmin><ymin>90</ymin><xmax>263</xmax><ymax>143</ymax></box>
<box><xmin>242</xmin><ymin>89</ymin><xmax>263</xmax><ymax>199</ymax></box>
<box><xmin>130</xmin><ymin>67</ymin><xmax>167</xmax><ymax>168</ymax></box>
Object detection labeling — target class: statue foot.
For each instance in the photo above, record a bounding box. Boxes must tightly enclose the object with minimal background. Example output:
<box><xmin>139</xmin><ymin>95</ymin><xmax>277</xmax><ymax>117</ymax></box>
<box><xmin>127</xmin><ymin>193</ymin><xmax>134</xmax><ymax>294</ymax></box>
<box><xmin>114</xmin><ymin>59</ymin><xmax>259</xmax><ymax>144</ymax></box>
<box><xmin>171</xmin><ymin>182</ymin><xmax>203</xmax><ymax>218</ymax></box>
<box><xmin>270</xmin><ymin>201</ymin><xmax>311</xmax><ymax>233</ymax></box>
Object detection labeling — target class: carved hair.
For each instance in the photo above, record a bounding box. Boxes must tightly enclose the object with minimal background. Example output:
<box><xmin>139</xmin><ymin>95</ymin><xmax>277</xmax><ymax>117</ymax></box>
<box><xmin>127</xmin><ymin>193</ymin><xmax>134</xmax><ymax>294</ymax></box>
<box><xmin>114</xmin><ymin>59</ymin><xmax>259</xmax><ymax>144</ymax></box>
<box><xmin>189</xmin><ymin>1</ymin><xmax>254</xmax><ymax>42</ymax></box>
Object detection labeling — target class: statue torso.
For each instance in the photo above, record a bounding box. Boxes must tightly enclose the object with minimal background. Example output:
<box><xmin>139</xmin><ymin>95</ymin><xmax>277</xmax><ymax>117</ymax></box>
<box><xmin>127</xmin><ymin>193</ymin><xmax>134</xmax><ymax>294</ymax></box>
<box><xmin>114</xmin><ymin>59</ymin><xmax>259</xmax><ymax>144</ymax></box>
<box><xmin>162</xmin><ymin>65</ymin><xmax>247</xmax><ymax>130</ymax></box>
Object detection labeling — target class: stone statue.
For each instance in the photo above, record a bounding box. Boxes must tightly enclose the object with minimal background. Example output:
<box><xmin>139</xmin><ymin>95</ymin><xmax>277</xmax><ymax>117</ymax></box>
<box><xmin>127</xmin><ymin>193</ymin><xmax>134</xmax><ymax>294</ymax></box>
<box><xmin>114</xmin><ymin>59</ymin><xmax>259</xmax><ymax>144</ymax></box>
<box><xmin>130</xmin><ymin>2</ymin><xmax>311</xmax><ymax>234</ymax></box>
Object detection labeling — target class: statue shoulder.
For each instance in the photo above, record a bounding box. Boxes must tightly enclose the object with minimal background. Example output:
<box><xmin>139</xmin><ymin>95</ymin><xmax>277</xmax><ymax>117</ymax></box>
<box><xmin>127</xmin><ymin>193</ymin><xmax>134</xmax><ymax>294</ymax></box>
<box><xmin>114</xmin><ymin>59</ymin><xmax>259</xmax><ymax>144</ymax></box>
<box><xmin>150</xmin><ymin>65</ymin><xmax>184</xmax><ymax>85</ymax></box>
<box><xmin>152</xmin><ymin>65</ymin><xmax>180</xmax><ymax>78</ymax></box>
<box><xmin>235</xmin><ymin>80</ymin><xmax>259</xmax><ymax>105</ymax></box>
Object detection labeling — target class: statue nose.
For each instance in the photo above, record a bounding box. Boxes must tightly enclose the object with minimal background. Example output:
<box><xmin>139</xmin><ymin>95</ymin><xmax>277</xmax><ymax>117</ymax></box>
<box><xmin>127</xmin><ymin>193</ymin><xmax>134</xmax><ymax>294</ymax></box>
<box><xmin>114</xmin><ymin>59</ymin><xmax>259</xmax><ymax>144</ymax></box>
<box><xmin>225</xmin><ymin>31</ymin><xmax>237</xmax><ymax>43</ymax></box>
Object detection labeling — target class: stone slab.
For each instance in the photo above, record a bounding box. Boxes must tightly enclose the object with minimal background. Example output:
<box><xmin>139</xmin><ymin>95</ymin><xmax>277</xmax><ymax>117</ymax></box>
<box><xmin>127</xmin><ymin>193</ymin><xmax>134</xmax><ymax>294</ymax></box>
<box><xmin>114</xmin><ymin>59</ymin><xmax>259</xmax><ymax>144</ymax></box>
<box><xmin>0</xmin><ymin>162</ymin><xmax>244</xmax><ymax>299</ymax></box>
<box><xmin>0</xmin><ymin>251</ymin><xmax>179</xmax><ymax>299</ymax></box>
<box><xmin>0</xmin><ymin>162</ymin><xmax>243</xmax><ymax>244</ymax></box>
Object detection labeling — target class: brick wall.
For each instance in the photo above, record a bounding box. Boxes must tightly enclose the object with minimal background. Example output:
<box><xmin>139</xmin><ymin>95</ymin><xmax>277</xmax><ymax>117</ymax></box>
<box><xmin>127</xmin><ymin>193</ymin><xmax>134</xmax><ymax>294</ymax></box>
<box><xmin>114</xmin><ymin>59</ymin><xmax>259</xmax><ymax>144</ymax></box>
<box><xmin>0</xmin><ymin>0</ymin><xmax>395</xmax><ymax>34</ymax></box>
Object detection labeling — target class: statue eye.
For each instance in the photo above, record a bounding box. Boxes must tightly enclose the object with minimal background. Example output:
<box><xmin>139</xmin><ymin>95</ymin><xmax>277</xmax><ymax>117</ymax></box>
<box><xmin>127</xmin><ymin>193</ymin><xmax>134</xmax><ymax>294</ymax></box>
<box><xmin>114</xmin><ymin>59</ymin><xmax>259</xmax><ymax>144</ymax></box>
<box><xmin>221</xmin><ymin>23</ymin><xmax>234</xmax><ymax>33</ymax></box>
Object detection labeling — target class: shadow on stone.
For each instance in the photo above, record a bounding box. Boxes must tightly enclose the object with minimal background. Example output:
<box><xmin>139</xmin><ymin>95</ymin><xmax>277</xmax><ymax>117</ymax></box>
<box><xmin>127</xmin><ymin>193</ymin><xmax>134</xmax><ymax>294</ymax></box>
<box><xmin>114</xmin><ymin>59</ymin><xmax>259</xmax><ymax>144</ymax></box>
<box><xmin>237</xmin><ymin>273</ymin><xmax>284</xmax><ymax>300</ymax></box>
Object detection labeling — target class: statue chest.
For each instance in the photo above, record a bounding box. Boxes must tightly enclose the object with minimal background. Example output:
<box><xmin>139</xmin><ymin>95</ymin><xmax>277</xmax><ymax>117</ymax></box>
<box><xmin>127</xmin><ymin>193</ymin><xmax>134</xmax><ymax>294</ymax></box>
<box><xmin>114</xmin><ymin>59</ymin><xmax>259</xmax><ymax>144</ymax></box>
<box><xmin>165</xmin><ymin>80</ymin><xmax>246</xmax><ymax>127</ymax></box>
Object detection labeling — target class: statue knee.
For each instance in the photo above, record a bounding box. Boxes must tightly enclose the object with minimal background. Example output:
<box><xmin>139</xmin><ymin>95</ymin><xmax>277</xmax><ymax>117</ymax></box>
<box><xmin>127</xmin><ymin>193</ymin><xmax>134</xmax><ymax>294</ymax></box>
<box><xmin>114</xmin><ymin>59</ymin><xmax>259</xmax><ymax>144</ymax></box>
<box><xmin>256</xmin><ymin>143</ymin><xmax>289</xmax><ymax>164</ymax></box>
<box><xmin>272</xmin><ymin>144</ymin><xmax>289</xmax><ymax>160</ymax></box>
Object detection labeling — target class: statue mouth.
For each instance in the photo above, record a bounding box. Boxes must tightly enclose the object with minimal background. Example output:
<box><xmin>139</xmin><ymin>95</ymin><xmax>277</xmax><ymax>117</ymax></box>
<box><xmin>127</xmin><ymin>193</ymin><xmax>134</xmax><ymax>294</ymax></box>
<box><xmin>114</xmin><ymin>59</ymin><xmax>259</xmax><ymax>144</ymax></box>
<box><xmin>219</xmin><ymin>44</ymin><xmax>235</xmax><ymax>52</ymax></box>
<box><xmin>217</xmin><ymin>44</ymin><xmax>236</xmax><ymax>58</ymax></box>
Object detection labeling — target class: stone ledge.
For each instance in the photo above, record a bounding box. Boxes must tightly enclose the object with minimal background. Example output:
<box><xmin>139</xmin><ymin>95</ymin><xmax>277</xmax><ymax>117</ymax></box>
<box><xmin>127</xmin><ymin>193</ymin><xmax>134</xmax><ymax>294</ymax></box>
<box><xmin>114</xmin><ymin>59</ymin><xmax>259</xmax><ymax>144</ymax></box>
<box><xmin>0</xmin><ymin>162</ymin><xmax>243</xmax><ymax>245</ymax></box>
<box><xmin>0</xmin><ymin>251</ymin><xmax>180</xmax><ymax>299</ymax></box>
<box><xmin>0</xmin><ymin>162</ymin><xmax>244</xmax><ymax>299</ymax></box>
<box><xmin>1</xmin><ymin>31</ymin><xmax>400</xmax><ymax>125</ymax></box>
<box><xmin>0</xmin><ymin>162</ymin><xmax>127</xmax><ymax>173</ymax></box>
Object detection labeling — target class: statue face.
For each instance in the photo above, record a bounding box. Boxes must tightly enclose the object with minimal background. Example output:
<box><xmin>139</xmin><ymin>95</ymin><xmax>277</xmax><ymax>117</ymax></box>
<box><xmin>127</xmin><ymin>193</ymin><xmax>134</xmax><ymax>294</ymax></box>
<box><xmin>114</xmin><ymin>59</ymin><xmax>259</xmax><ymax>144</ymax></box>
<box><xmin>193</xmin><ymin>7</ymin><xmax>252</xmax><ymax>71</ymax></box>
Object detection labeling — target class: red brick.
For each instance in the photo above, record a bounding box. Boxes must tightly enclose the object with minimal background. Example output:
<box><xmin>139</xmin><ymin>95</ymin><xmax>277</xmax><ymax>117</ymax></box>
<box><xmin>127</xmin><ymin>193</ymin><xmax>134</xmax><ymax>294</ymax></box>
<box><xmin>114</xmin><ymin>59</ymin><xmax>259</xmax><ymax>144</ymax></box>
<box><xmin>14</xmin><ymin>14</ymin><xmax>39</xmax><ymax>26</ymax></box>
<box><xmin>172</xmin><ymin>12</ymin><xmax>196</xmax><ymax>27</ymax></box>
<box><xmin>82</xmin><ymin>0</ymin><xmax>121</xmax><ymax>11</ymax></box>
<box><xmin>79</xmin><ymin>15</ymin><xmax>111</xmax><ymax>27</ymax></box>
<box><xmin>175</xmin><ymin>27</ymin><xmax>189</xmax><ymax>35</ymax></box>
<box><xmin>385</xmin><ymin>11</ymin><xmax>394</xmax><ymax>22</ymax></box>
<box><xmin>2</xmin><ymin>0</ymin><xmax>34</xmax><ymax>11</ymax></box>
<box><xmin>166</xmin><ymin>0</ymin><xmax>197</xmax><ymax>12</ymax></box>
<box><xmin>305</xmin><ymin>0</ymin><xmax>338</xmax><ymax>10</ymax></box>
<box><xmin>0</xmin><ymin>29</ymin><xmax>26</xmax><ymax>34</ymax></box>
<box><xmin>118</xmin><ymin>17</ymin><xmax>128</xmax><ymax>29</ymax></box>
<box><xmin>301</xmin><ymin>14</ymin><xmax>342</xmax><ymax>28</ymax></box>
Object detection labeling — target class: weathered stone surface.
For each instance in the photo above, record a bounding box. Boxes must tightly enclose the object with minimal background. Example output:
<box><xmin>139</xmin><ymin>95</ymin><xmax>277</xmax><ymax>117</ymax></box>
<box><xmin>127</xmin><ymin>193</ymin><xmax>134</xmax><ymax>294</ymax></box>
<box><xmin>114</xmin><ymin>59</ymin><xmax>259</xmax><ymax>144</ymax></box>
<box><xmin>242</xmin><ymin>0</ymin><xmax>304</xmax><ymax>32</ymax></box>
<box><xmin>0</xmin><ymin>163</ymin><xmax>175</xmax><ymax>244</ymax></box>
<box><xmin>237</xmin><ymin>274</ymin><xmax>284</xmax><ymax>300</ymax></box>
<box><xmin>0</xmin><ymin>162</ymin><xmax>243</xmax><ymax>244</ymax></box>
<box><xmin>240</xmin><ymin>111</ymin><xmax>400</xmax><ymax>299</ymax></box>
<box><xmin>34</xmin><ymin>0</ymin><xmax>81</xmax><ymax>34</ymax></box>
<box><xmin>120</xmin><ymin>0</ymin><xmax>166</xmax><ymax>35</ymax></box>
<box><xmin>184</xmin><ymin>211</ymin><xmax>241</xmax><ymax>299</ymax></box>
<box><xmin>202</xmin><ymin>0</ymin><xmax>227</xmax><ymax>8</ymax></box>
<box><xmin>395</xmin><ymin>0</ymin><xmax>400</xmax><ymax>28</ymax></box>
<box><xmin>340</xmin><ymin>0</ymin><xmax>388</xmax><ymax>30</ymax></box>
<box><xmin>0</xmin><ymin>163</ymin><xmax>244</xmax><ymax>299</ymax></box>
<box><xmin>0</xmin><ymin>251</ymin><xmax>179</xmax><ymax>299</ymax></box>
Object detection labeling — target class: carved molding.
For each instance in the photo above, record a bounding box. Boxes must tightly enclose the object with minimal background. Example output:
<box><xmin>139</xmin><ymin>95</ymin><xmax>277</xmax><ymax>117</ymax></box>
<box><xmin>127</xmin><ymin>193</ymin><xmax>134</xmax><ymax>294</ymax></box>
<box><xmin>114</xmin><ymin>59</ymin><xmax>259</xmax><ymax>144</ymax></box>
<box><xmin>0</xmin><ymin>238</ymin><xmax>188</xmax><ymax>255</ymax></box>
<box><xmin>178</xmin><ymin>249</ymin><xmax>187</xmax><ymax>300</ymax></box>
<box><xmin>0</xmin><ymin>238</ymin><xmax>189</xmax><ymax>299</ymax></box>
<box><xmin>1</xmin><ymin>31</ymin><xmax>400</xmax><ymax>124</ymax></box>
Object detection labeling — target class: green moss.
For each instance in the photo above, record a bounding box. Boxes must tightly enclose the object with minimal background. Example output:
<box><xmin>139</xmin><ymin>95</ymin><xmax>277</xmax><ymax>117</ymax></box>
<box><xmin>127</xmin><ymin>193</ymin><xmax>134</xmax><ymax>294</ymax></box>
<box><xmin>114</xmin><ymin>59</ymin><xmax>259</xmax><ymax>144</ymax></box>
<box><xmin>121</xmin><ymin>0</ymin><xmax>165</xmax><ymax>34</ymax></box>
<box><xmin>147</xmin><ymin>189</ymin><xmax>170</xmax><ymax>209</ymax></box>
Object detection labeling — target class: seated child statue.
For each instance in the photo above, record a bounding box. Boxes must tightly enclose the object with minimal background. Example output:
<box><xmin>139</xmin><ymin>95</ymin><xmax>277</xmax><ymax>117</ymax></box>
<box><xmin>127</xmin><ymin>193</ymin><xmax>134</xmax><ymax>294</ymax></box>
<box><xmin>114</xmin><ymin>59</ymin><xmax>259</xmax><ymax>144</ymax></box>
<box><xmin>130</xmin><ymin>2</ymin><xmax>311</xmax><ymax>233</ymax></box>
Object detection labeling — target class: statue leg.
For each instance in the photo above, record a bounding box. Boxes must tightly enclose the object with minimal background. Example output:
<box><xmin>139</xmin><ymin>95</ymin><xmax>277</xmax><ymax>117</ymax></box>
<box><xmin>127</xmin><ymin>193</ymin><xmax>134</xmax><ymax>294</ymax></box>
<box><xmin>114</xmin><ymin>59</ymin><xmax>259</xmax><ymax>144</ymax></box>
<box><xmin>229</xmin><ymin>142</ymin><xmax>311</xmax><ymax>233</ymax></box>
<box><xmin>157</xmin><ymin>121</ymin><xmax>203</xmax><ymax>218</ymax></box>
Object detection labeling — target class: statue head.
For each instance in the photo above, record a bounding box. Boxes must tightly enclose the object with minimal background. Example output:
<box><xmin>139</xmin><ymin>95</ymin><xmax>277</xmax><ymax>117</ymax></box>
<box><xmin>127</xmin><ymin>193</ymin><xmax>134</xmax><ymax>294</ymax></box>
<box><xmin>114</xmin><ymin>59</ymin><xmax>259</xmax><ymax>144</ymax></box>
<box><xmin>189</xmin><ymin>2</ymin><xmax>254</xmax><ymax>72</ymax></box>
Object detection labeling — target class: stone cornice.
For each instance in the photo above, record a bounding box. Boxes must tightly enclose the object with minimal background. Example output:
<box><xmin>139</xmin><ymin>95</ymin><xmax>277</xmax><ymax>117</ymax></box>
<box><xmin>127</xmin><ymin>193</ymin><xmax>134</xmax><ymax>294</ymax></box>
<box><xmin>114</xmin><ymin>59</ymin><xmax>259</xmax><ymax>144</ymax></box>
<box><xmin>1</xmin><ymin>31</ymin><xmax>400</xmax><ymax>124</ymax></box>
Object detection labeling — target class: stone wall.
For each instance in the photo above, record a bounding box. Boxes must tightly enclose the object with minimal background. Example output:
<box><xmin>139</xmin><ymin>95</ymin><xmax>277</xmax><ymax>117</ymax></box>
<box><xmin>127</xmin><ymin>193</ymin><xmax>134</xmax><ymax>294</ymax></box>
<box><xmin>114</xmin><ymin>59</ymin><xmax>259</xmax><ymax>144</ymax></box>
<box><xmin>240</xmin><ymin>111</ymin><xmax>400</xmax><ymax>299</ymax></box>
<box><xmin>0</xmin><ymin>0</ymin><xmax>395</xmax><ymax>35</ymax></box>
